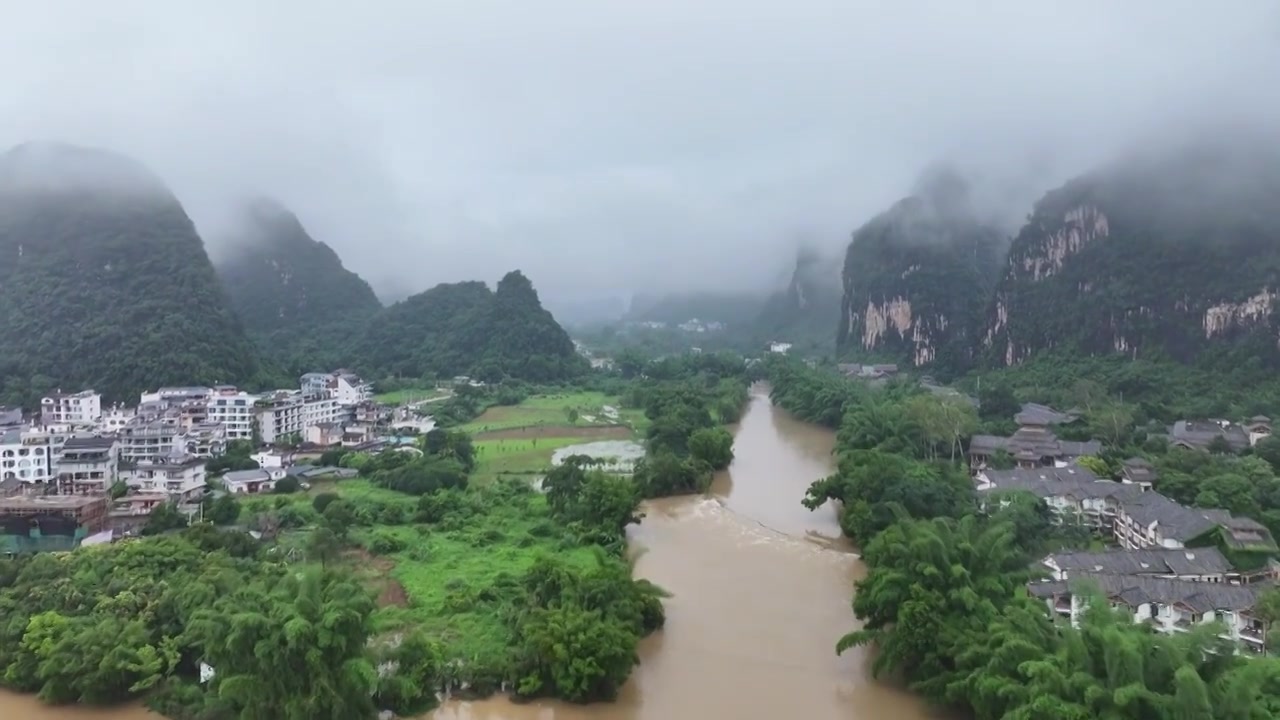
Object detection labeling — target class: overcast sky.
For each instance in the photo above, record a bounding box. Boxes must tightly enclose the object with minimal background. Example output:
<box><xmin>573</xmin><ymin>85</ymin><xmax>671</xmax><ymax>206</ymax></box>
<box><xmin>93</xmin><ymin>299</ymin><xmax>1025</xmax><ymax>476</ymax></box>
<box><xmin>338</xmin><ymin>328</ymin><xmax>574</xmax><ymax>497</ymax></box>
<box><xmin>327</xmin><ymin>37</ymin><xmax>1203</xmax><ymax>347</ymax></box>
<box><xmin>1</xmin><ymin>1</ymin><xmax>1277</xmax><ymax>311</ymax></box>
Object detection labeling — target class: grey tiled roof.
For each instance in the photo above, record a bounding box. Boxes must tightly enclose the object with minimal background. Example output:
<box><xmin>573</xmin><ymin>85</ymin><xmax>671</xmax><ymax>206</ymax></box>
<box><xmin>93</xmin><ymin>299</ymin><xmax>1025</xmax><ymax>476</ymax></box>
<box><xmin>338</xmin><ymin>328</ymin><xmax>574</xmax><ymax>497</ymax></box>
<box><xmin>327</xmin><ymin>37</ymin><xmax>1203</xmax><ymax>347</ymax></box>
<box><xmin>1044</xmin><ymin>547</ymin><xmax>1232</xmax><ymax>577</ymax></box>
<box><xmin>1029</xmin><ymin>572</ymin><xmax>1260</xmax><ymax>613</ymax></box>
<box><xmin>1015</xmin><ymin>403</ymin><xmax>1078</xmax><ymax>427</ymax></box>
<box><xmin>1167</xmin><ymin>420</ymin><xmax>1250</xmax><ymax>451</ymax></box>
<box><xmin>1122</xmin><ymin>493</ymin><xmax>1223</xmax><ymax>542</ymax></box>
<box><xmin>970</xmin><ymin>426</ymin><xmax>1101</xmax><ymax>461</ymax></box>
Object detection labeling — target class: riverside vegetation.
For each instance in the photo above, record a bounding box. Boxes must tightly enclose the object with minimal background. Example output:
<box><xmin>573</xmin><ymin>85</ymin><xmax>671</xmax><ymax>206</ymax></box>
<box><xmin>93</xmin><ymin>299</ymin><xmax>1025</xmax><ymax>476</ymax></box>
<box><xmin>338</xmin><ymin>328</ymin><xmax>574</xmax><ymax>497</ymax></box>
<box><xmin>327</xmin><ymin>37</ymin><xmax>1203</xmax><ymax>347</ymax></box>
<box><xmin>765</xmin><ymin>356</ymin><xmax>1280</xmax><ymax>719</ymax></box>
<box><xmin>0</xmin><ymin>354</ymin><xmax>751</xmax><ymax>719</ymax></box>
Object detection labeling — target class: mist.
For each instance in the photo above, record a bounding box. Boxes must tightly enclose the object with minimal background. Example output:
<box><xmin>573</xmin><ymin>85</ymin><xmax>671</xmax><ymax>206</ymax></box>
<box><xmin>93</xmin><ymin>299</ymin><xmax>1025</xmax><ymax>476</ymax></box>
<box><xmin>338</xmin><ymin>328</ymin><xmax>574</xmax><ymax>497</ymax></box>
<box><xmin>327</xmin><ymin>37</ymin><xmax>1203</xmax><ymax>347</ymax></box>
<box><xmin>1</xmin><ymin>2</ymin><xmax>1277</xmax><ymax>315</ymax></box>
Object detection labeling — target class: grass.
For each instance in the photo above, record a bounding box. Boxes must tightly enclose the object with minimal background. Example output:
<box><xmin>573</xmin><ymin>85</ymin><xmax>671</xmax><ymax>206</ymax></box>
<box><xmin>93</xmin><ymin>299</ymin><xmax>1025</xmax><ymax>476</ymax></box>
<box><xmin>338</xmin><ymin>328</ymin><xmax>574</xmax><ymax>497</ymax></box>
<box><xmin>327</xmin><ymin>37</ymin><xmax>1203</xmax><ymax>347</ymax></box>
<box><xmin>471</xmin><ymin>437</ymin><xmax>589</xmax><ymax>482</ymax></box>
<box><xmin>458</xmin><ymin>391</ymin><xmax>623</xmax><ymax>434</ymax></box>
<box><xmin>310</xmin><ymin>480</ymin><xmax>599</xmax><ymax>678</ymax></box>
<box><xmin>374</xmin><ymin>387</ymin><xmax>449</xmax><ymax>405</ymax></box>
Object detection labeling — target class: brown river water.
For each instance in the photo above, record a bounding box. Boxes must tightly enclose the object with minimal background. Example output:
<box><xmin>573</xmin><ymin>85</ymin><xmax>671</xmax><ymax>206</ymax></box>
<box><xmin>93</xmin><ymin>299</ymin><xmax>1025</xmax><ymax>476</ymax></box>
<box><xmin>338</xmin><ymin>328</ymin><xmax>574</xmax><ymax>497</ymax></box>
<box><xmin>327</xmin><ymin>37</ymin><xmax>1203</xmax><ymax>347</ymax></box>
<box><xmin>0</xmin><ymin>385</ymin><xmax>938</xmax><ymax>720</ymax></box>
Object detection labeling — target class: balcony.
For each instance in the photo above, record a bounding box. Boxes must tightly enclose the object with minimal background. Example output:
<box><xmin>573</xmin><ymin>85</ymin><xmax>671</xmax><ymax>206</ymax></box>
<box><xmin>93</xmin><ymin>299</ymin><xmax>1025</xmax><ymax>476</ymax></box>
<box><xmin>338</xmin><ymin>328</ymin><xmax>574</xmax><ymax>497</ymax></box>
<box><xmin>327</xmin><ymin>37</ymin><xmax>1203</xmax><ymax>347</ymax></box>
<box><xmin>1240</xmin><ymin>625</ymin><xmax>1266</xmax><ymax>645</ymax></box>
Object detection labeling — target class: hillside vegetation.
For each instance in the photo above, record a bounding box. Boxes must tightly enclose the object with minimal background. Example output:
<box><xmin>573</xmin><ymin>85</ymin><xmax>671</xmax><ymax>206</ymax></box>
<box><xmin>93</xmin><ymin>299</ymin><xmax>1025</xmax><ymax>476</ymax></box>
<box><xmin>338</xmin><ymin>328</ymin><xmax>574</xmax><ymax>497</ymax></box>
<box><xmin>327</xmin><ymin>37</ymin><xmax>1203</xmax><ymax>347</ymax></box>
<box><xmin>0</xmin><ymin>142</ymin><xmax>260</xmax><ymax>404</ymax></box>
<box><xmin>214</xmin><ymin>198</ymin><xmax>383</xmax><ymax>374</ymax></box>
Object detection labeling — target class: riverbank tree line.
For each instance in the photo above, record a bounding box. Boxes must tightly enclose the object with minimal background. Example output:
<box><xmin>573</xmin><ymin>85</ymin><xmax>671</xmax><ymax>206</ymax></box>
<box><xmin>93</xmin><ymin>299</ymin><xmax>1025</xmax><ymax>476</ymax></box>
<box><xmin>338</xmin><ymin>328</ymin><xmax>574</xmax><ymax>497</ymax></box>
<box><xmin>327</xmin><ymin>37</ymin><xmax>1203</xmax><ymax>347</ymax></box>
<box><xmin>765</xmin><ymin>356</ymin><xmax>1280</xmax><ymax>719</ymax></box>
<box><xmin>622</xmin><ymin>352</ymin><xmax>749</xmax><ymax>497</ymax></box>
<box><xmin>0</xmin><ymin>361</ymin><xmax>754</xmax><ymax>717</ymax></box>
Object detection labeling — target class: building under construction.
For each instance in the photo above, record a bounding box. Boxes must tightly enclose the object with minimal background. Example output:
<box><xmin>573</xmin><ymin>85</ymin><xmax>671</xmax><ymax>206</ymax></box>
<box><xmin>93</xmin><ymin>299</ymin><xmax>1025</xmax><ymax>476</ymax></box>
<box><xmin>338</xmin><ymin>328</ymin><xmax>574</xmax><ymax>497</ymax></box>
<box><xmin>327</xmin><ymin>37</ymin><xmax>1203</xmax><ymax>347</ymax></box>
<box><xmin>0</xmin><ymin>494</ymin><xmax>109</xmax><ymax>555</ymax></box>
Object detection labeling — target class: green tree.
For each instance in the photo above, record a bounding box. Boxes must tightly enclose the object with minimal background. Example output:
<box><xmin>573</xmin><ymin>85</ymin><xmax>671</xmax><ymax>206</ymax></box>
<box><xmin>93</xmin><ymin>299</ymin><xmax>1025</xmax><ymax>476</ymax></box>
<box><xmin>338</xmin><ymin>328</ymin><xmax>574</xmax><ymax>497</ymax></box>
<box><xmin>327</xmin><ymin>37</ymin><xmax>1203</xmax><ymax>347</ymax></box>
<box><xmin>190</xmin><ymin>569</ymin><xmax>378</xmax><ymax>720</ymax></box>
<box><xmin>205</xmin><ymin>494</ymin><xmax>241</xmax><ymax>525</ymax></box>
<box><xmin>306</xmin><ymin>527</ymin><xmax>343</xmax><ymax>568</ymax></box>
<box><xmin>142</xmin><ymin>502</ymin><xmax>189</xmax><ymax>536</ymax></box>
<box><xmin>687</xmin><ymin>427</ymin><xmax>734</xmax><ymax>470</ymax></box>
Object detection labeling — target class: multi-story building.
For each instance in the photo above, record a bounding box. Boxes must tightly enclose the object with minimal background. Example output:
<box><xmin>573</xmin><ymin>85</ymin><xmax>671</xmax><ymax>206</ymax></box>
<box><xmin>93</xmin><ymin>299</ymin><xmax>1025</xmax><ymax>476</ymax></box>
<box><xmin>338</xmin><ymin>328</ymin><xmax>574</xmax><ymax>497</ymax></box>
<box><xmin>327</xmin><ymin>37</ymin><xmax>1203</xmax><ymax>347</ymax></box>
<box><xmin>0</xmin><ymin>428</ymin><xmax>55</xmax><ymax>485</ymax></box>
<box><xmin>206</xmin><ymin>387</ymin><xmax>258</xmax><ymax>441</ymax></box>
<box><xmin>300</xmin><ymin>370</ymin><xmax>372</xmax><ymax>406</ymax></box>
<box><xmin>96</xmin><ymin>404</ymin><xmax>136</xmax><ymax>434</ymax></box>
<box><xmin>139</xmin><ymin>386</ymin><xmax>212</xmax><ymax>406</ymax></box>
<box><xmin>257</xmin><ymin>390</ymin><xmax>344</xmax><ymax>444</ymax></box>
<box><xmin>1028</xmin><ymin>571</ymin><xmax>1269</xmax><ymax>653</ymax></box>
<box><xmin>181</xmin><ymin>422</ymin><xmax>227</xmax><ymax>458</ymax></box>
<box><xmin>125</xmin><ymin>452</ymin><xmax>207</xmax><ymax>501</ymax></box>
<box><xmin>119</xmin><ymin>416</ymin><xmax>184</xmax><ymax>464</ymax></box>
<box><xmin>40</xmin><ymin>389</ymin><xmax>102</xmax><ymax>426</ymax></box>
<box><xmin>57</xmin><ymin>436</ymin><xmax>119</xmax><ymax>495</ymax></box>
<box><xmin>0</xmin><ymin>406</ymin><xmax>23</xmax><ymax>429</ymax></box>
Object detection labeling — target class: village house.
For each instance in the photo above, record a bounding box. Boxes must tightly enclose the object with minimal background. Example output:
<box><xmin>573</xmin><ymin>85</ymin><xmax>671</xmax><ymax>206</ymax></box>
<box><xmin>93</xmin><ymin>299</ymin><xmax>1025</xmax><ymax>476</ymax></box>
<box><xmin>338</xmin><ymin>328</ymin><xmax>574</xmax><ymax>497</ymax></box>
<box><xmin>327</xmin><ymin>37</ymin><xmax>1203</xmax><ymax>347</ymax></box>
<box><xmin>1120</xmin><ymin>457</ymin><xmax>1158</xmax><ymax>489</ymax></box>
<box><xmin>96</xmin><ymin>404</ymin><xmax>136</xmax><ymax>434</ymax></box>
<box><xmin>56</xmin><ymin>436</ymin><xmax>119</xmax><ymax>495</ymax></box>
<box><xmin>970</xmin><ymin>403</ymin><xmax>1101</xmax><ymax>471</ymax></box>
<box><xmin>40</xmin><ymin>389</ymin><xmax>102</xmax><ymax>426</ymax></box>
<box><xmin>124</xmin><ymin>452</ymin><xmax>207</xmax><ymax>501</ymax></box>
<box><xmin>222</xmin><ymin>467</ymin><xmax>288</xmax><ymax>495</ymax></box>
<box><xmin>182</xmin><ymin>422</ymin><xmax>227</xmax><ymax>458</ymax></box>
<box><xmin>977</xmin><ymin>465</ymin><xmax>1141</xmax><ymax>534</ymax></box>
<box><xmin>768</xmin><ymin>341</ymin><xmax>793</xmax><ymax>354</ymax></box>
<box><xmin>0</xmin><ymin>424</ymin><xmax>78</xmax><ymax>486</ymax></box>
<box><xmin>1167</xmin><ymin>419</ymin><xmax>1253</xmax><ymax>452</ymax></box>
<box><xmin>838</xmin><ymin>363</ymin><xmax>901</xmax><ymax>380</ymax></box>
<box><xmin>300</xmin><ymin>370</ymin><xmax>373</xmax><ymax>407</ymax></box>
<box><xmin>306</xmin><ymin>422</ymin><xmax>346</xmax><ymax>447</ymax></box>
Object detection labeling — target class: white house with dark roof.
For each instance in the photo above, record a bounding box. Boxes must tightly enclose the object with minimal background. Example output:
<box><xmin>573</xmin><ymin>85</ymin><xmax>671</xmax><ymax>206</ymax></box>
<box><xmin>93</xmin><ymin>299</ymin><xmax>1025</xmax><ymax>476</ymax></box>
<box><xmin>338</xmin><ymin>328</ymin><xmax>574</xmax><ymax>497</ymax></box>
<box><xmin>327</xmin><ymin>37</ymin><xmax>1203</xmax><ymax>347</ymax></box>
<box><xmin>222</xmin><ymin>468</ymin><xmax>287</xmax><ymax>495</ymax></box>
<box><xmin>1028</xmin><ymin>571</ymin><xmax>1268</xmax><ymax>652</ymax></box>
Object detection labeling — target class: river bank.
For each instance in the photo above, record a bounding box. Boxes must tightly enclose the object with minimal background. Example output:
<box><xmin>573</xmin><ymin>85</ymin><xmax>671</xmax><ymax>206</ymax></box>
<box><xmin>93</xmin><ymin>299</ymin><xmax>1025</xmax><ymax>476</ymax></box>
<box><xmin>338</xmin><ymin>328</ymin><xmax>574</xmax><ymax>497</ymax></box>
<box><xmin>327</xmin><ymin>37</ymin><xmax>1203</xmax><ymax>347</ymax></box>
<box><xmin>428</xmin><ymin>386</ymin><xmax>937</xmax><ymax>720</ymax></box>
<box><xmin>0</xmin><ymin>386</ymin><xmax>938</xmax><ymax>720</ymax></box>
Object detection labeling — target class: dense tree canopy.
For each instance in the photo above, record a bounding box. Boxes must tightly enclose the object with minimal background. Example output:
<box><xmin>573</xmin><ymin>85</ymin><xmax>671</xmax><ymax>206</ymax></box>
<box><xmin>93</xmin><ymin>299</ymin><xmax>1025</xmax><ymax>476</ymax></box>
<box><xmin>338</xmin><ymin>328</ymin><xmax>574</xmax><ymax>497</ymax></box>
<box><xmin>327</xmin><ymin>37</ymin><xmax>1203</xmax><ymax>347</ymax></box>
<box><xmin>0</xmin><ymin>142</ymin><xmax>261</xmax><ymax>404</ymax></box>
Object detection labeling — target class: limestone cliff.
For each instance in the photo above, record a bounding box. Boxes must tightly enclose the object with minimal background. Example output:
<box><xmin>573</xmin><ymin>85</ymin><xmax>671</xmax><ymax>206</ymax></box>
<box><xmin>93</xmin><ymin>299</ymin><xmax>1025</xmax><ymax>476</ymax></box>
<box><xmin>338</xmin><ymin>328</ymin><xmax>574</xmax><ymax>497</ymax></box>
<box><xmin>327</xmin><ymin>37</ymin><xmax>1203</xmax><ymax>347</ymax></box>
<box><xmin>984</xmin><ymin>137</ymin><xmax>1280</xmax><ymax>366</ymax></box>
<box><xmin>838</xmin><ymin>171</ymin><xmax>1005</xmax><ymax>373</ymax></box>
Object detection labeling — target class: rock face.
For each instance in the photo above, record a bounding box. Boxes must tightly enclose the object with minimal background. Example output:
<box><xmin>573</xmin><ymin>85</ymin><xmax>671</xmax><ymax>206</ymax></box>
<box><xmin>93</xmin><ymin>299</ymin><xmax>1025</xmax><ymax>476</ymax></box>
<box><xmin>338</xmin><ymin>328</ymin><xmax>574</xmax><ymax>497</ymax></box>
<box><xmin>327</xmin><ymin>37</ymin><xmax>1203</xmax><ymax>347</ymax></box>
<box><xmin>215</xmin><ymin>199</ymin><xmax>383</xmax><ymax>372</ymax></box>
<box><xmin>357</xmin><ymin>270</ymin><xmax>588</xmax><ymax>382</ymax></box>
<box><xmin>754</xmin><ymin>247</ymin><xmax>842</xmax><ymax>351</ymax></box>
<box><xmin>984</xmin><ymin>138</ymin><xmax>1280</xmax><ymax>366</ymax></box>
<box><xmin>838</xmin><ymin>171</ymin><xmax>1005</xmax><ymax>372</ymax></box>
<box><xmin>0</xmin><ymin>142</ymin><xmax>259</xmax><ymax>404</ymax></box>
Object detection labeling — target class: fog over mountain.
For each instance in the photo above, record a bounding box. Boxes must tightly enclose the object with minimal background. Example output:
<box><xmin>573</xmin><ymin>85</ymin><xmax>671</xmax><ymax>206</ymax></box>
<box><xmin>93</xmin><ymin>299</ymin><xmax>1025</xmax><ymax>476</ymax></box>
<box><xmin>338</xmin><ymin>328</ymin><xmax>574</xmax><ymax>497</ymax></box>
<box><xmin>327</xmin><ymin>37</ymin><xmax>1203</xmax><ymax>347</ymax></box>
<box><xmin>1</xmin><ymin>1</ymin><xmax>1277</xmax><ymax>311</ymax></box>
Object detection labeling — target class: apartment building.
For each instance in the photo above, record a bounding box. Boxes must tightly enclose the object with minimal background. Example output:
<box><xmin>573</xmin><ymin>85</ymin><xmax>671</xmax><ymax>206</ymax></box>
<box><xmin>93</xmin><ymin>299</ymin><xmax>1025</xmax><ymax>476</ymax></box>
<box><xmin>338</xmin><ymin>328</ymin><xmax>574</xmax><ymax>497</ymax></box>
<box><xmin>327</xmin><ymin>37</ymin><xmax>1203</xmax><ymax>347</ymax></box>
<box><xmin>119</xmin><ymin>416</ymin><xmax>184</xmax><ymax>464</ymax></box>
<box><xmin>0</xmin><ymin>428</ymin><xmax>55</xmax><ymax>484</ymax></box>
<box><xmin>57</xmin><ymin>436</ymin><xmax>119</xmax><ymax>495</ymax></box>
<box><xmin>206</xmin><ymin>387</ymin><xmax>258</xmax><ymax>441</ymax></box>
<box><xmin>140</xmin><ymin>386</ymin><xmax>212</xmax><ymax>406</ymax></box>
<box><xmin>125</xmin><ymin>453</ymin><xmax>207</xmax><ymax>501</ymax></box>
<box><xmin>40</xmin><ymin>389</ymin><xmax>102</xmax><ymax>426</ymax></box>
<box><xmin>256</xmin><ymin>390</ymin><xmax>343</xmax><ymax>444</ymax></box>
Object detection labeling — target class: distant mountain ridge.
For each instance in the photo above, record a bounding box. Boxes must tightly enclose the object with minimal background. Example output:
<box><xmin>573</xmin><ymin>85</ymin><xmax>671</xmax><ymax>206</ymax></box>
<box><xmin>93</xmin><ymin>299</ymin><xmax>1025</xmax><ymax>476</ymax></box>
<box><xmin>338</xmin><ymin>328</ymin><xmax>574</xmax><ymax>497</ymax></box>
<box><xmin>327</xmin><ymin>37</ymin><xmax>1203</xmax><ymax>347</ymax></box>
<box><xmin>214</xmin><ymin>198</ymin><xmax>383</xmax><ymax>374</ymax></box>
<box><xmin>0</xmin><ymin>142</ymin><xmax>260</xmax><ymax>404</ymax></box>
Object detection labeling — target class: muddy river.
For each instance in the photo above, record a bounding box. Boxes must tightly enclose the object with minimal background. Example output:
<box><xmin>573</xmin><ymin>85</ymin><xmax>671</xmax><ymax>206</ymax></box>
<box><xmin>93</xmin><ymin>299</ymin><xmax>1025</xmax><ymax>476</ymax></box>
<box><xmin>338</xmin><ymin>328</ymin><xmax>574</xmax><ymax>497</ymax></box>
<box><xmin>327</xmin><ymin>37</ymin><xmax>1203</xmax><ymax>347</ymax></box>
<box><xmin>0</xmin><ymin>385</ymin><xmax>937</xmax><ymax>720</ymax></box>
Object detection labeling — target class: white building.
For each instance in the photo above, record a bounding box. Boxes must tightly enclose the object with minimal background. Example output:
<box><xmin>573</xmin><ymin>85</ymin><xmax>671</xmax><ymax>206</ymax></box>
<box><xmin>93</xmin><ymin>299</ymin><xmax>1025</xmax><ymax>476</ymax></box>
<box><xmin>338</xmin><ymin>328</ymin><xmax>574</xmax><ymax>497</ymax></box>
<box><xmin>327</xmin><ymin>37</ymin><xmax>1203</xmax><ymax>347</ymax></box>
<box><xmin>768</xmin><ymin>341</ymin><xmax>793</xmax><ymax>354</ymax></box>
<box><xmin>222</xmin><ymin>467</ymin><xmax>287</xmax><ymax>494</ymax></box>
<box><xmin>182</xmin><ymin>422</ymin><xmax>227</xmax><ymax>458</ymax></box>
<box><xmin>300</xmin><ymin>370</ymin><xmax>372</xmax><ymax>406</ymax></box>
<box><xmin>250</xmin><ymin>450</ymin><xmax>291</xmax><ymax>469</ymax></box>
<box><xmin>140</xmin><ymin>386</ymin><xmax>212</xmax><ymax>406</ymax></box>
<box><xmin>97</xmin><ymin>404</ymin><xmax>136</xmax><ymax>434</ymax></box>
<box><xmin>57</xmin><ymin>436</ymin><xmax>119</xmax><ymax>495</ymax></box>
<box><xmin>0</xmin><ymin>428</ymin><xmax>56</xmax><ymax>485</ymax></box>
<box><xmin>40</xmin><ymin>389</ymin><xmax>102</xmax><ymax>426</ymax></box>
<box><xmin>125</xmin><ymin>453</ymin><xmax>207</xmax><ymax>501</ymax></box>
<box><xmin>256</xmin><ymin>390</ymin><xmax>343</xmax><ymax>444</ymax></box>
<box><xmin>206</xmin><ymin>387</ymin><xmax>258</xmax><ymax>441</ymax></box>
<box><xmin>119</xmin><ymin>416</ymin><xmax>185</xmax><ymax>464</ymax></box>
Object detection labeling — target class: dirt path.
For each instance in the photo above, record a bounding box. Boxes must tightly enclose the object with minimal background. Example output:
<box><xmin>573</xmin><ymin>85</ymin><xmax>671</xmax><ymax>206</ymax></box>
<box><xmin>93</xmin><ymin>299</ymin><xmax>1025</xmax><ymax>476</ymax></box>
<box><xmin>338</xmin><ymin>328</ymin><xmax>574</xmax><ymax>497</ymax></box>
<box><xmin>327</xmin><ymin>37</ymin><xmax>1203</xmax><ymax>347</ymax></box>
<box><xmin>346</xmin><ymin>548</ymin><xmax>409</xmax><ymax>607</ymax></box>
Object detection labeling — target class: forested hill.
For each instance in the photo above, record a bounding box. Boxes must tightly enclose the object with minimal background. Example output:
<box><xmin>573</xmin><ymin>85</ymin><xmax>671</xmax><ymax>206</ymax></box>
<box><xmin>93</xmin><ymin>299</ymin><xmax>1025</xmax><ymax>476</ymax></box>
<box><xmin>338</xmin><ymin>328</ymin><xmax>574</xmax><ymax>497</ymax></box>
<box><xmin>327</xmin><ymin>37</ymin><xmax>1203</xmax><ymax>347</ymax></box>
<box><xmin>753</xmin><ymin>246</ymin><xmax>842</xmax><ymax>353</ymax></box>
<box><xmin>838</xmin><ymin>169</ymin><xmax>1005</xmax><ymax>374</ymax></box>
<box><xmin>625</xmin><ymin>291</ymin><xmax>767</xmax><ymax>327</ymax></box>
<box><xmin>985</xmin><ymin>136</ymin><xmax>1280</xmax><ymax>368</ymax></box>
<box><xmin>356</xmin><ymin>270</ymin><xmax>588</xmax><ymax>382</ymax></box>
<box><xmin>215</xmin><ymin>199</ymin><xmax>383</xmax><ymax>374</ymax></box>
<box><xmin>0</xmin><ymin>142</ymin><xmax>260</xmax><ymax>404</ymax></box>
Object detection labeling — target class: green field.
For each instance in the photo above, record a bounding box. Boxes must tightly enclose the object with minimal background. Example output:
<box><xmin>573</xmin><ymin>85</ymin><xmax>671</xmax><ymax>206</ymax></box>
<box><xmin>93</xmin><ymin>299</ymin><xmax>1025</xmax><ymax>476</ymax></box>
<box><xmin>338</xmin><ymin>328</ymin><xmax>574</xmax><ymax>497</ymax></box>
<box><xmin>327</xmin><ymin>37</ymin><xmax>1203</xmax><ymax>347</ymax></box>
<box><xmin>472</xmin><ymin>437</ymin><xmax>588</xmax><ymax>482</ymax></box>
<box><xmin>458</xmin><ymin>391</ymin><xmax>625</xmax><ymax>434</ymax></box>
